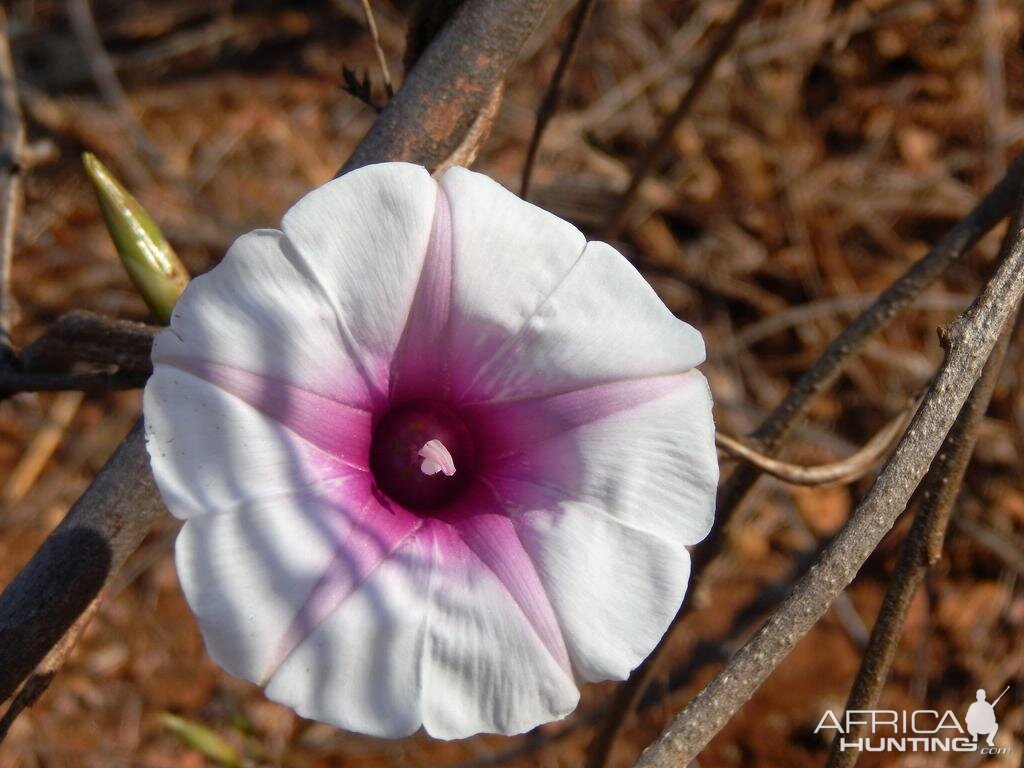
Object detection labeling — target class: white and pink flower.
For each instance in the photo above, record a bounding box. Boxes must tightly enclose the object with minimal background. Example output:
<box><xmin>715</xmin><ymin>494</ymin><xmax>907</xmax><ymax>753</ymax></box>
<box><xmin>143</xmin><ymin>163</ymin><xmax>718</xmax><ymax>739</ymax></box>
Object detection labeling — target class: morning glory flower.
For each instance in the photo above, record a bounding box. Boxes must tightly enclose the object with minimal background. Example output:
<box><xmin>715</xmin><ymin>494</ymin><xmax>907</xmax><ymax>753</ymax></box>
<box><xmin>143</xmin><ymin>163</ymin><xmax>718</xmax><ymax>739</ymax></box>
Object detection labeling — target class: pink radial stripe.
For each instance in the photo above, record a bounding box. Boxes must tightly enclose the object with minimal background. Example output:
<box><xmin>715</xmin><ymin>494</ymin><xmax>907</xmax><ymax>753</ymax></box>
<box><xmin>463</xmin><ymin>372</ymin><xmax>690</xmax><ymax>463</ymax></box>
<box><xmin>161</xmin><ymin>356</ymin><xmax>372</xmax><ymax>470</ymax></box>
<box><xmin>389</xmin><ymin>188</ymin><xmax>454</xmax><ymax>402</ymax></box>
<box><xmin>445</xmin><ymin>486</ymin><xmax>572</xmax><ymax>675</ymax></box>
<box><xmin>262</xmin><ymin>476</ymin><xmax>423</xmax><ymax>683</ymax></box>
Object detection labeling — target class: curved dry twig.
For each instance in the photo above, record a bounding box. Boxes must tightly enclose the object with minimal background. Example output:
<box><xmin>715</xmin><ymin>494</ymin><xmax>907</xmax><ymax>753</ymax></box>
<box><xmin>715</xmin><ymin>402</ymin><xmax>914</xmax><ymax>487</ymax></box>
<box><xmin>716</xmin><ymin>151</ymin><xmax>1024</xmax><ymax>543</ymax></box>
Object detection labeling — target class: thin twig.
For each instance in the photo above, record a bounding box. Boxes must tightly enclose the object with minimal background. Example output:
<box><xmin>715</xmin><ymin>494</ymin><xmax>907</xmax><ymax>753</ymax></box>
<box><xmin>715</xmin><ymin>401</ymin><xmax>914</xmax><ymax>487</ymax></box>
<box><xmin>359</xmin><ymin>0</ymin><xmax>394</xmax><ymax>99</ymax></box>
<box><xmin>601</xmin><ymin>0</ymin><xmax>758</xmax><ymax>240</ymax></box>
<box><xmin>520</xmin><ymin>0</ymin><xmax>596</xmax><ymax>199</ymax></box>
<box><xmin>826</xmin><ymin>305</ymin><xmax>1019</xmax><ymax>768</ymax></box>
<box><xmin>634</xmin><ymin>183</ymin><xmax>1024</xmax><ymax>767</ymax></box>
<box><xmin>0</xmin><ymin>8</ymin><xmax>24</xmax><ymax>359</ymax></box>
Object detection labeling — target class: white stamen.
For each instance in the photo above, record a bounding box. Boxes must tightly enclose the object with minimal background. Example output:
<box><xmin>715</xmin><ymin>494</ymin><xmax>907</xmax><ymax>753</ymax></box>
<box><xmin>418</xmin><ymin>438</ymin><xmax>456</xmax><ymax>477</ymax></box>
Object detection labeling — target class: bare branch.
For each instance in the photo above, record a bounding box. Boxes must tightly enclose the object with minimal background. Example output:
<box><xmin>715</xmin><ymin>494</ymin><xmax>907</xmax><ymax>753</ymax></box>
<box><xmin>0</xmin><ymin>311</ymin><xmax>156</xmax><ymax>397</ymax></box>
<box><xmin>520</xmin><ymin>0</ymin><xmax>596</xmax><ymax>199</ymax></box>
<box><xmin>0</xmin><ymin>422</ymin><xmax>161</xmax><ymax>704</ymax></box>
<box><xmin>341</xmin><ymin>0</ymin><xmax>556</xmax><ymax>174</ymax></box>
<box><xmin>715</xmin><ymin>152</ymin><xmax>1024</xmax><ymax>569</ymax></box>
<box><xmin>634</xmin><ymin>184</ymin><xmax>1024</xmax><ymax>767</ymax></box>
<box><xmin>402</xmin><ymin>0</ymin><xmax>467</xmax><ymax>72</ymax></box>
<box><xmin>18</xmin><ymin>311</ymin><xmax>156</xmax><ymax>378</ymax></box>
<box><xmin>826</xmin><ymin>311</ymin><xmax>1017</xmax><ymax>768</ymax></box>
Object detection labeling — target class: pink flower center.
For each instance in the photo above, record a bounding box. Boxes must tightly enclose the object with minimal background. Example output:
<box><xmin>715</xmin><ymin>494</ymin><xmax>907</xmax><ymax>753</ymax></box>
<box><xmin>369</xmin><ymin>399</ymin><xmax>475</xmax><ymax>512</ymax></box>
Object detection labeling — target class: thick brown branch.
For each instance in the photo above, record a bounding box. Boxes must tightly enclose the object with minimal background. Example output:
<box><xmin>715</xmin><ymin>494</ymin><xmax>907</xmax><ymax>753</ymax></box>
<box><xmin>634</xmin><ymin>186</ymin><xmax>1024</xmax><ymax>767</ymax></box>
<box><xmin>18</xmin><ymin>311</ymin><xmax>156</xmax><ymax>377</ymax></box>
<box><xmin>341</xmin><ymin>0</ymin><xmax>555</xmax><ymax>175</ymax></box>
<box><xmin>0</xmin><ymin>423</ymin><xmax>161</xmax><ymax>703</ymax></box>
<box><xmin>0</xmin><ymin>311</ymin><xmax>156</xmax><ymax>396</ymax></box>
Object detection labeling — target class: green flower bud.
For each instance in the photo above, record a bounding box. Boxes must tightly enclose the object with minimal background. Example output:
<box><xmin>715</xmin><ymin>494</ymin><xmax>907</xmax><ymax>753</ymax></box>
<box><xmin>83</xmin><ymin>153</ymin><xmax>189</xmax><ymax>324</ymax></box>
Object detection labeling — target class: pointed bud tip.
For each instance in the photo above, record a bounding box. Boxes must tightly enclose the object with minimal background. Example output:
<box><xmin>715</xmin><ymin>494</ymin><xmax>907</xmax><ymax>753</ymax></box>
<box><xmin>81</xmin><ymin>153</ymin><xmax>190</xmax><ymax>325</ymax></box>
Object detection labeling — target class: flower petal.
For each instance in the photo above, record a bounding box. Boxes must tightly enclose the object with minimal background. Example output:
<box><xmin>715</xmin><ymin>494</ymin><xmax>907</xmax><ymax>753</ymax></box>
<box><xmin>419</xmin><ymin>521</ymin><xmax>579</xmax><ymax>738</ymax></box>
<box><xmin>281</xmin><ymin>162</ymin><xmax>439</xmax><ymax>402</ymax></box>
<box><xmin>263</xmin><ymin>530</ymin><xmax>434</xmax><ymax>739</ymax></box>
<box><xmin>155</xmin><ymin>358</ymin><xmax>371</xmax><ymax>469</ymax></box>
<box><xmin>449</xmin><ymin>498</ymin><xmax>572</xmax><ymax>677</ymax></box>
<box><xmin>456</xmin><ymin>238</ymin><xmax>706</xmax><ymax>404</ymax></box>
<box><xmin>154</xmin><ymin>229</ymin><xmax>375</xmax><ymax>409</ymax></box>
<box><xmin>497</xmin><ymin>480</ymin><xmax>692</xmax><ymax>683</ymax></box>
<box><xmin>389</xmin><ymin>188</ymin><xmax>454</xmax><ymax>401</ymax></box>
<box><xmin>261</xmin><ymin>513</ymin><xmax>579</xmax><ymax>739</ymax></box>
<box><xmin>261</xmin><ymin>476</ymin><xmax>424</xmax><ymax>683</ymax></box>
<box><xmin>465</xmin><ymin>373</ymin><xmax>686</xmax><ymax>462</ymax></box>
<box><xmin>175</xmin><ymin>474</ymin><xmax>365</xmax><ymax>684</ymax></box>
<box><xmin>179</xmin><ymin>473</ymin><xmax>425</xmax><ymax>723</ymax></box>
<box><xmin>145</xmin><ymin>367</ymin><xmax>357</xmax><ymax>518</ymax></box>
<box><xmin>436</xmin><ymin>167</ymin><xmax>587</xmax><ymax>397</ymax></box>
<box><xmin>487</xmin><ymin>370</ymin><xmax>717</xmax><ymax>547</ymax></box>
